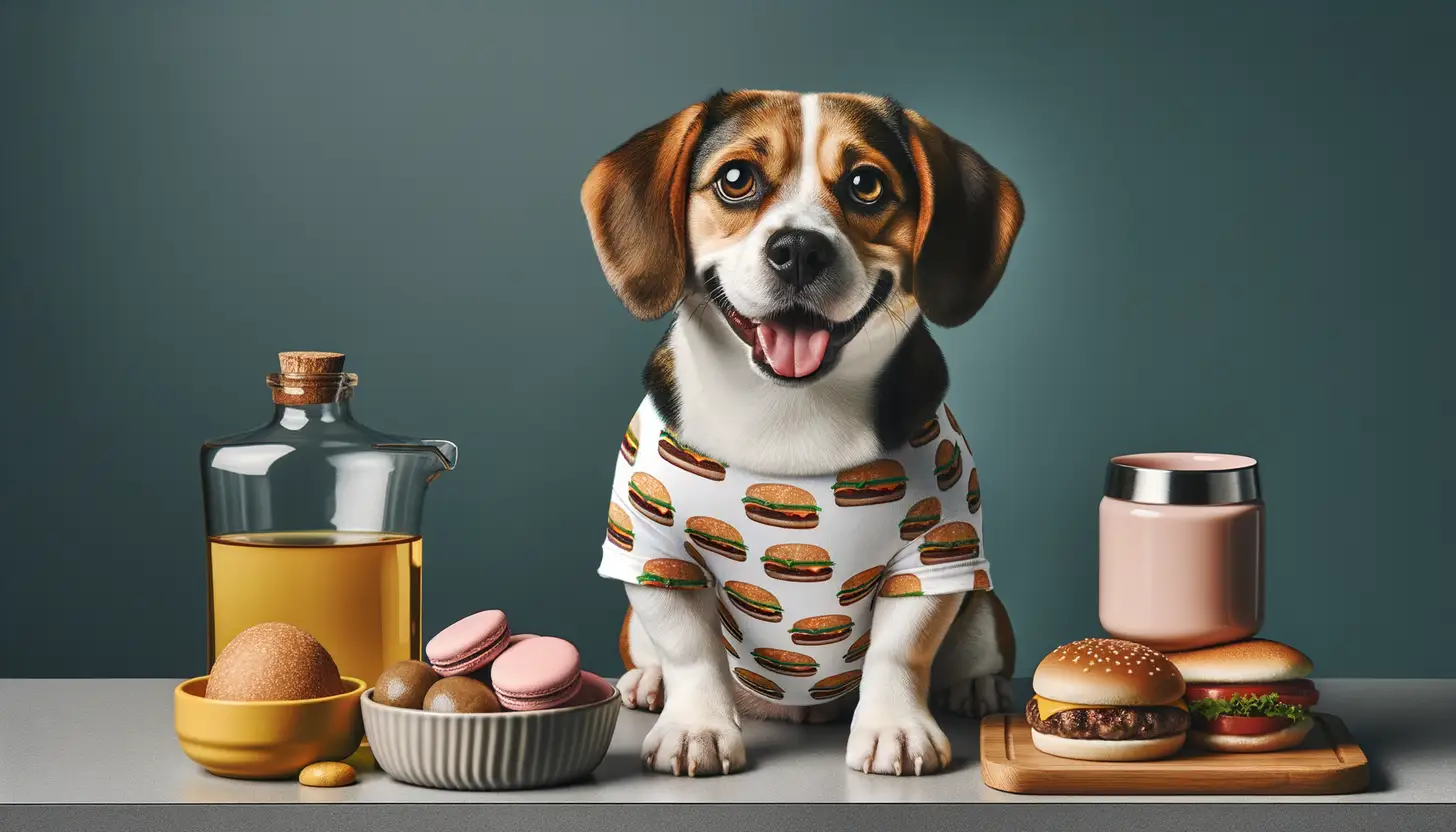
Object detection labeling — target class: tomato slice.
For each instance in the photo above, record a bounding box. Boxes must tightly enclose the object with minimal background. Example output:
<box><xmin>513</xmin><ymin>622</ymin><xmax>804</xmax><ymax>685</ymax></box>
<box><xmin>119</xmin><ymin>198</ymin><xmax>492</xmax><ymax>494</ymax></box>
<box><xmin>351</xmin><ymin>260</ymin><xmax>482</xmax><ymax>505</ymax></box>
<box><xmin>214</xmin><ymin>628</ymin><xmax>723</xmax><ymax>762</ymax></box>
<box><xmin>1199</xmin><ymin>715</ymin><xmax>1293</xmax><ymax>735</ymax></box>
<box><xmin>1185</xmin><ymin>680</ymin><xmax>1319</xmax><ymax>708</ymax></box>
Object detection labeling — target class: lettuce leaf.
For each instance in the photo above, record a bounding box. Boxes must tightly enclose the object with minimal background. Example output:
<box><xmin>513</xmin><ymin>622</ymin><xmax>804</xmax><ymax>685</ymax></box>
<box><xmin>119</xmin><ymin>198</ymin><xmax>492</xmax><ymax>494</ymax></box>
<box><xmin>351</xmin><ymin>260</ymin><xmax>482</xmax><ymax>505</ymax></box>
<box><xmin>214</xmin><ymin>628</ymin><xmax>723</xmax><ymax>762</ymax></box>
<box><xmin>1187</xmin><ymin>693</ymin><xmax>1308</xmax><ymax>722</ymax></box>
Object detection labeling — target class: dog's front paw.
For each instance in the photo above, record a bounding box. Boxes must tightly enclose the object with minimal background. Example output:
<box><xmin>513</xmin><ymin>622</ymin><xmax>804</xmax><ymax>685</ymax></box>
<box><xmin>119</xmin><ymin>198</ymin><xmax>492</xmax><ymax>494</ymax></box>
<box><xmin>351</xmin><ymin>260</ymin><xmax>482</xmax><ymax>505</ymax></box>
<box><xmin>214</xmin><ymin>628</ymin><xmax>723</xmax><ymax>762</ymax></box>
<box><xmin>641</xmin><ymin>711</ymin><xmax>746</xmax><ymax>776</ymax></box>
<box><xmin>937</xmin><ymin>674</ymin><xmax>1014</xmax><ymax>719</ymax></box>
<box><xmin>845</xmin><ymin>707</ymin><xmax>951</xmax><ymax>775</ymax></box>
<box><xmin>617</xmin><ymin>665</ymin><xmax>664</xmax><ymax>712</ymax></box>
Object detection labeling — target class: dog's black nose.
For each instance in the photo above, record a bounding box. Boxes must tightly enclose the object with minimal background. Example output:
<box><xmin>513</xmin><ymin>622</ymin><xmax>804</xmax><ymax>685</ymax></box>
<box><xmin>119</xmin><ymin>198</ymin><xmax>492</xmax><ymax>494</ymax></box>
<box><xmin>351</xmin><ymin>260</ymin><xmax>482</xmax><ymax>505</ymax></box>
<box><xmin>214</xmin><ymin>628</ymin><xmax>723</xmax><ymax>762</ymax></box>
<box><xmin>766</xmin><ymin>229</ymin><xmax>836</xmax><ymax>289</ymax></box>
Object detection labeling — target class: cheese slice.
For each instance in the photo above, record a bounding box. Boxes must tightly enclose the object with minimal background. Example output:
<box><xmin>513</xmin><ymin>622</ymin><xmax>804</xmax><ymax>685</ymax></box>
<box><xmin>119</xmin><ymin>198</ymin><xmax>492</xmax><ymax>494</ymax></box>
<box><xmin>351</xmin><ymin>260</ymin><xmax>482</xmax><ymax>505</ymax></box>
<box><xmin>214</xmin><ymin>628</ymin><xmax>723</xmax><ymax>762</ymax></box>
<box><xmin>1032</xmin><ymin>695</ymin><xmax>1188</xmax><ymax>720</ymax></box>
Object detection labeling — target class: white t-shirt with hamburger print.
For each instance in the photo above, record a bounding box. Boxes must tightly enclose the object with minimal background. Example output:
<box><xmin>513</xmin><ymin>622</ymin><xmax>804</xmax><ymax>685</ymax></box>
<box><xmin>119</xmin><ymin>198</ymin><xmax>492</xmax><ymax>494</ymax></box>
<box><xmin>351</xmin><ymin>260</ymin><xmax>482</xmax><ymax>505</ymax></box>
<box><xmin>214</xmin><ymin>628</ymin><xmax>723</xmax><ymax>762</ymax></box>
<box><xmin>598</xmin><ymin>396</ymin><xmax>991</xmax><ymax>707</ymax></box>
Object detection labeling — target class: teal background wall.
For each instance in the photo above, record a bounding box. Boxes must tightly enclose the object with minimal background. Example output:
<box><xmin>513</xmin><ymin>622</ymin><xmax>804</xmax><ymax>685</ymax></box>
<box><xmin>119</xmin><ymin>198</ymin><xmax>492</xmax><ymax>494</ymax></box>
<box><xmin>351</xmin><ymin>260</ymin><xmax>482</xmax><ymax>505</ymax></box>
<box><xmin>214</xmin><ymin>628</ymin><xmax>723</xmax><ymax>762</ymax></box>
<box><xmin>2</xmin><ymin>1</ymin><xmax>1451</xmax><ymax>678</ymax></box>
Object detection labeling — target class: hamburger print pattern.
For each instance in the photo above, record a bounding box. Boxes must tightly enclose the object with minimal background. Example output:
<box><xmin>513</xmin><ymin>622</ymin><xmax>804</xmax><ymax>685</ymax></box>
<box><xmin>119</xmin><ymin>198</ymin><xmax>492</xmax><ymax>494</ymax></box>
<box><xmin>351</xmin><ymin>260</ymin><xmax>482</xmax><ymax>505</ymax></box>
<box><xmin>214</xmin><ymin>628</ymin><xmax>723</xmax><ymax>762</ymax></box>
<box><xmin>598</xmin><ymin>398</ymin><xmax>990</xmax><ymax>706</ymax></box>
<box><xmin>659</xmin><ymin>428</ymin><xmax>728</xmax><ymax>481</ymax></box>
<box><xmin>621</xmin><ymin>413</ymin><xmax>641</xmax><ymax>465</ymax></box>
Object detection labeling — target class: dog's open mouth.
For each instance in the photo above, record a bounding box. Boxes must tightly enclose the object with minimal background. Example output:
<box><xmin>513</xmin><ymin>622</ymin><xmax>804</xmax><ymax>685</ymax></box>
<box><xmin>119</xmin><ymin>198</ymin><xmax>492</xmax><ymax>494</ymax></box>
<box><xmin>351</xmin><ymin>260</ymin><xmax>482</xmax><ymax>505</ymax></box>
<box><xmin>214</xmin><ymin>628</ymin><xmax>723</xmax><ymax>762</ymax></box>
<box><xmin>705</xmin><ymin>273</ymin><xmax>893</xmax><ymax>382</ymax></box>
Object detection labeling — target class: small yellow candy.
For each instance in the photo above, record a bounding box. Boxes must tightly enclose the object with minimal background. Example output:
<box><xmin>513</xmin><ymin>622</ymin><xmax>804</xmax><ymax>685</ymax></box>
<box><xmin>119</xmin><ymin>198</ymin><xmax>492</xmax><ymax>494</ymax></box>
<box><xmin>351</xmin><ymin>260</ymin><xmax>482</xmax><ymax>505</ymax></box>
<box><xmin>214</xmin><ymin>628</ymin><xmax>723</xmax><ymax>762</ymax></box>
<box><xmin>298</xmin><ymin>761</ymin><xmax>356</xmax><ymax>787</ymax></box>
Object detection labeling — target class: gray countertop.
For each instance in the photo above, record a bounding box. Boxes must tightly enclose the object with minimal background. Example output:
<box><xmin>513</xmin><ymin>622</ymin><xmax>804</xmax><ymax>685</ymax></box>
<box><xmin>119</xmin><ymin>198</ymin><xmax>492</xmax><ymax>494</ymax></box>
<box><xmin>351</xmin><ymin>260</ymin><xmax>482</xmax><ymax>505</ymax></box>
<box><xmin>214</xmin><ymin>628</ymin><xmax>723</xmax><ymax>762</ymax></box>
<box><xmin>2</xmin><ymin>678</ymin><xmax>1453</xmax><ymax>831</ymax></box>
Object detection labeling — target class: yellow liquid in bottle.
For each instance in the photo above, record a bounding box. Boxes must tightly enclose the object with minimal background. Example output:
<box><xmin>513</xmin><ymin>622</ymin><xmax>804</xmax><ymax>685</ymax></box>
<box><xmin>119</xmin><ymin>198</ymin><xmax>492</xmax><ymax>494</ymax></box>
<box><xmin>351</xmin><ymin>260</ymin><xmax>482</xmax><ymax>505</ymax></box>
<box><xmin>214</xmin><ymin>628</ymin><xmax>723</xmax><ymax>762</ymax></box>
<box><xmin>206</xmin><ymin>531</ymin><xmax>422</xmax><ymax>685</ymax></box>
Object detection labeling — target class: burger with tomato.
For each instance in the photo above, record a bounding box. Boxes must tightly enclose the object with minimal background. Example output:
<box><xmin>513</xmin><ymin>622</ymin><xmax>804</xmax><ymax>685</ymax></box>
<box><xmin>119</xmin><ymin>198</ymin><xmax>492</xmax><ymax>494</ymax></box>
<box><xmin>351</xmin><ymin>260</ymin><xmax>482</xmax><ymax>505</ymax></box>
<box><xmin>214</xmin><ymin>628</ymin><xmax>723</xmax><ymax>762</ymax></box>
<box><xmin>1165</xmin><ymin>639</ymin><xmax>1318</xmax><ymax>753</ymax></box>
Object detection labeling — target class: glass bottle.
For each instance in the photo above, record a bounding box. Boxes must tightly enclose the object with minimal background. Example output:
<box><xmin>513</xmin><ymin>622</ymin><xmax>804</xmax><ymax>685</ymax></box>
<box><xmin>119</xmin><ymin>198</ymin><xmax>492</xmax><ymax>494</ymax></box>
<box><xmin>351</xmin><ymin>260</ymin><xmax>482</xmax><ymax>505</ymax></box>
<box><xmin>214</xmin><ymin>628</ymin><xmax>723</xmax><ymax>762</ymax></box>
<box><xmin>200</xmin><ymin>351</ymin><xmax>457</xmax><ymax>686</ymax></box>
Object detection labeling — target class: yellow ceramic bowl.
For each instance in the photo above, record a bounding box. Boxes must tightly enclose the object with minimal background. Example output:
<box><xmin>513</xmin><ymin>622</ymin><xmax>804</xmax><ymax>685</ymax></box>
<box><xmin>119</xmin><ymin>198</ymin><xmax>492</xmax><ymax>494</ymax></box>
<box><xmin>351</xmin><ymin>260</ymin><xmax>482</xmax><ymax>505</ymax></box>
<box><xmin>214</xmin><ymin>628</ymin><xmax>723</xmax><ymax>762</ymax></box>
<box><xmin>174</xmin><ymin>675</ymin><xmax>366</xmax><ymax>779</ymax></box>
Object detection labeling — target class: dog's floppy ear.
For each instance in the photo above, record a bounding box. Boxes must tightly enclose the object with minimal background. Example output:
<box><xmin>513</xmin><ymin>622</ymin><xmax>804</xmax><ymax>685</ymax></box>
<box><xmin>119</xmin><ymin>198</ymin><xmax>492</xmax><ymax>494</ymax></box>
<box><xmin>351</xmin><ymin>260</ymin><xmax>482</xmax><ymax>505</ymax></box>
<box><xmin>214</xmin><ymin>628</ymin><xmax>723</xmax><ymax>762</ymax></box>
<box><xmin>581</xmin><ymin>103</ymin><xmax>707</xmax><ymax>320</ymax></box>
<box><xmin>905</xmin><ymin>110</ymin><xmax>1025</xmax><ymax>328</ymax></box>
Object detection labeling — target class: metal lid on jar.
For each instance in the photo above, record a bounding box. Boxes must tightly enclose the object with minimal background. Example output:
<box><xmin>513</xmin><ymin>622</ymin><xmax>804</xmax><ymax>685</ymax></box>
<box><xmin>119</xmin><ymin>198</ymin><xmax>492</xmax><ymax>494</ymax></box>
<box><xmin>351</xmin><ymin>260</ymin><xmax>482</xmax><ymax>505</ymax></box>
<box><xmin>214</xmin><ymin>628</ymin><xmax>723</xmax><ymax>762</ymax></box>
<box><xmin>1104</xmin><ymin>453</ymin><xmax>1261</xmax><ymax>505</ymax></box>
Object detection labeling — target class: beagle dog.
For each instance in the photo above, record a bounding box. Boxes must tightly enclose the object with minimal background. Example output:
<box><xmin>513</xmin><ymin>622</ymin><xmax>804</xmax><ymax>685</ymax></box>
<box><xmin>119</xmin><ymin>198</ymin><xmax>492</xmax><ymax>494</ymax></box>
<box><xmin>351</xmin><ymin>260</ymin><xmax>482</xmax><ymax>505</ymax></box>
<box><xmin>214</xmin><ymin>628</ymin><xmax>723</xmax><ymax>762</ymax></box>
<box><xmin>581</xmin><ymin>90</ymin><xmax>1023</xmax><ymax>777</ymax></box>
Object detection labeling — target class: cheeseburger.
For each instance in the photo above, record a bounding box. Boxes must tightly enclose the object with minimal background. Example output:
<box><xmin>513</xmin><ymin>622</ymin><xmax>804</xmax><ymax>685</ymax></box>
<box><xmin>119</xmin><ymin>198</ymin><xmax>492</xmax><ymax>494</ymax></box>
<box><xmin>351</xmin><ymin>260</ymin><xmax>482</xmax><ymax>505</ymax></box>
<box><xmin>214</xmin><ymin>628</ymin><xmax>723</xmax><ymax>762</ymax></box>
<box><xmin>898</xmin><ymin>497</ymin><xmax>942</xmax><ymax>541</ymax></box>
<box><xmin>1166</xmin><ymin>639</ymin><xmax>1319</xmax><ymax>753</ymax></box>
<box><xmin>836</xmin><ymin>566</ymin><xmax>885</xmax><ymax>606</ymax></box>
<box><xmin>606</xmin><ymin>502</ymin><xmax>634</xmax><ymax>551</ymax></box>
<box><xmin>934</xmin><ymin>440</ymin><xmax>963</xmax><ymax>490</ymax></box>
<box><xmin>742</xmin><ymin>483</ymin><xmax>821</xmax><ymax>529</ymax></box>
<box><xmin>832</xmin><ymin>459</ymin><xmax>908</xmax><ymax>506</ymax></box>
<box><xmin>1027</xmin><ymin>638</ymin><xmax>1189</xmax><ymax>762</ymax></box>
<box><xmin>685</xmin><ymin>516</ymin><xmax>747</xmax><ymax>562</ymax></box>
<box><xmin>917</xmin><ymin>521</ymin><xmax>980</xmax><ymax>565</ymax></box>
<box><xmin>627</xmin><ymin>472</ymin><xmax>674</xmax><ymax>526</ymax></box>
<box><xmin>909</xmin><ymin>417</ymin><xmax>940</xmax><ymax>447</ymax></box>
<box><xmin>658</xmin><ymin>428</ymin><xmax>727</xmax><ymax>481</ymax></box>
<box><xmin>636</xmin><ymin>558</ymin><xmax>708</xmax><ymax>590</ymax></box>
<box><xmin>788</xmin><ymin>614</ymin><xmax>853</xmax><ymax>646</ymax></box>
<box><xmin>620</xmin><ymin>413</ymin><xmax>640</xmax><ymax>464</ymax></box>
<box><xmin>760</xmin><ymin>543</ymin><xmax>834</xmax><ymax>582</ymax></box>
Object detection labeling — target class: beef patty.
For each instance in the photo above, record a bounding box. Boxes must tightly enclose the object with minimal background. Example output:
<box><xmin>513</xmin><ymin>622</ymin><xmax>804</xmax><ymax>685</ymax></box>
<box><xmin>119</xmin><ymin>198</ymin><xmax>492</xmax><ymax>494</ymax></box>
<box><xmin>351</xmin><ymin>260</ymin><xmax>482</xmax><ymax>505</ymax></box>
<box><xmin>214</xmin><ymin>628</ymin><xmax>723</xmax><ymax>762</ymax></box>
<box><xmin>1026</xmin><ymin>699</ymin><xmax>1190</xmax><ymax>741</ymax></box>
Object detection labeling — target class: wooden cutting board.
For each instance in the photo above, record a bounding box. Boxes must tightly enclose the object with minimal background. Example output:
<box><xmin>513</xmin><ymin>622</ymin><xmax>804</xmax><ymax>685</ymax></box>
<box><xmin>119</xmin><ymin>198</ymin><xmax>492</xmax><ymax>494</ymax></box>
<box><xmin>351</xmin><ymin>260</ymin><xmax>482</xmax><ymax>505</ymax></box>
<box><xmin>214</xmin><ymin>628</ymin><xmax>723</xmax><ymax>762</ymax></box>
<box><xmin>980</xmin><ymin>713</ymin><xmax>1369</xmax><ymax>795</ymax></box>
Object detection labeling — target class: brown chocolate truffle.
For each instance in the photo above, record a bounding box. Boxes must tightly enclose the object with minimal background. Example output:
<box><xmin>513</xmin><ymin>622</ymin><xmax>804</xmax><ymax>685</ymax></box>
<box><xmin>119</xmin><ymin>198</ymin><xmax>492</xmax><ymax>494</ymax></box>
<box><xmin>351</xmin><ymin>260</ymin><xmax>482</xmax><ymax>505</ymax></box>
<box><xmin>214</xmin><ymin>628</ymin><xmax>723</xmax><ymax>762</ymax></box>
<box><xmin>423</xmin><ymin>676</ymin><xmax>501</xmax><ymax>714</ymax></box>
<box><xmin>373</xmin><ymin>660</ymin><xmax>441</xmax><ymax>709</ymax></box>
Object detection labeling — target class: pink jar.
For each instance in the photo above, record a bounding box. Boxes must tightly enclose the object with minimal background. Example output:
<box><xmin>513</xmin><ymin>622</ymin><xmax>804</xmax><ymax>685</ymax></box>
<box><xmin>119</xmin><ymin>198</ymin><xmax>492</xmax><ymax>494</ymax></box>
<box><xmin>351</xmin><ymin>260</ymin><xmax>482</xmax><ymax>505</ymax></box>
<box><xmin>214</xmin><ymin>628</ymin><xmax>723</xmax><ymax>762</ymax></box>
<box><xmin>1098</xmin><ymin>453</ymin><xmax>1264</xmax><ymax>652</ymax></box>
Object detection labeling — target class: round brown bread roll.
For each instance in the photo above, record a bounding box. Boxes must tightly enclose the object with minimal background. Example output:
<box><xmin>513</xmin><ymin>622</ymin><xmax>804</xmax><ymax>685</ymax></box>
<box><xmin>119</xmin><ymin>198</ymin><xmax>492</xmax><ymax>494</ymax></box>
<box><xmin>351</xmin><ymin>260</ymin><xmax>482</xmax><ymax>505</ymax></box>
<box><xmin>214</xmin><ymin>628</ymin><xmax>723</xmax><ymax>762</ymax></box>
<box><xmin>206</xmin><ymin>622</ymin><xmax>346</xmax><ymax>702</ymax></box>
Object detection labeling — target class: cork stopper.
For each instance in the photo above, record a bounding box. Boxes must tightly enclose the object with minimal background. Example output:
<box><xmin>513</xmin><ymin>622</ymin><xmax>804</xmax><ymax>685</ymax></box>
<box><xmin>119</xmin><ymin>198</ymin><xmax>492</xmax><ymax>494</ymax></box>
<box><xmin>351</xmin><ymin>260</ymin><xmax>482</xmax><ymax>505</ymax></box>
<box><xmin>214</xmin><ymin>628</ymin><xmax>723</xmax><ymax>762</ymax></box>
<box><xmin>279</xmin><ymin>351</ymin><xmax>345</xmax><ymax>374</ymax></box>
<box><xmin>268</xmin><ymin>351</ymin><xmax>356</xmax><ymax>405</ymax></box>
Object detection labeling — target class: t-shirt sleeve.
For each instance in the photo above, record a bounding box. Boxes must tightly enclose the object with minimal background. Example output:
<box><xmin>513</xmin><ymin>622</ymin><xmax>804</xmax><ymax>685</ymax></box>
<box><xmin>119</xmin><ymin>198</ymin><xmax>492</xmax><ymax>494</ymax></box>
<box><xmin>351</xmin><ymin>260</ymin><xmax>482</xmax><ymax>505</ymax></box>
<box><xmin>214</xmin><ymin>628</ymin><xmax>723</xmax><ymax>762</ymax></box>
<box><xmin>881</xmin><ymin>472</ymin><xmax>989</xmax><ymax>598</ymax></box>
<box><xmin>596</xmin><ymin>417</ymin><xmax>712</xmax><ymax>591</ymax></box>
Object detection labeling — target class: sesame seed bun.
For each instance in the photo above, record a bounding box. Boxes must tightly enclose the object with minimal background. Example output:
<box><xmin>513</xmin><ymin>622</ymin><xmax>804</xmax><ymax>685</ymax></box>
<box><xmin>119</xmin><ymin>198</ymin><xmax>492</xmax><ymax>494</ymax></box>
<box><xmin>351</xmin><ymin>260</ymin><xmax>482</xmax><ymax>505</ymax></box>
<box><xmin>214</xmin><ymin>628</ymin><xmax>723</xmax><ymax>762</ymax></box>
<box><xmin>921</xmin><ymin>521</ymin><xmax>979</xmax><ymax>546</ymax></box>
<box><xmin>628</xmin><ymin>472</ymin><xmax>674</xmax><ymax>525</ymax></box>
<box><xmin>1188</xmin><ymin>719</ymin><xmax>1314</xmax><ymax>753</ymax></box>
<box><xmin>751</xmin><ymin>647</ymin><xmax>819</xmax><ymax>677</ymax></box>
<box><xmin>762</xmin><ymin>542</ymin><xmax>834</xmax><ymax>582</ymax></box>
<box><xmin>833</xmin><ymin>459</ymin><xmax>908</xmax><ymax>506</ymax></box>
<box><xmin>1030</xmin><ymin>730</ymin><xmax>1186</xmax><ymax>762</ymax></box>
<box><xmin>620</xmin><ymin>413</ymin><xmax>641</xmax><ymax>464</ymax></box>
<box><xmin>723</xmin><ymin>580</ymin><xmax>783</xmax><ymax>622</ymax></box>
<box><xmin>1032</xmin><ymin>638</ymin><xmax>1185</xmax><ymax>706</ymax></box>
<box><xmin>898</xmin><ymin>497</ymin><xmax>942</xmax><ymax>540</ymax></box>
<box><xmin>606</xmin><ymin>502</ymin><xmax>634</xmax><ymax>552</ymax></box>
<box><xmin>629</xmin><ymin>471</ymin><xmax>670</xmax><ymax>501</ymax></box>
<box><xmin>1164</xmin><ymin>639</ymin><xmax>1314</xmax><ymax>684</ymax></box>
<box><xmin>837</xmin><ymin>566</ymin><xmax>885</xmax><ymax>606</ymax></box>
<box><xmin>918</xmin><ymin>521</ymin><xmax>980</xmax><ymax>565</ymax></box>
<box><xmin>836</xmin><ymin>458</ymin><xmax>906</xmax><ymax>480</ymax></box>
<box><xmin>789</xmin><ymin>614</ymin><xmax>853</xmax><ymax>646</ymax></box>
<box><xmin>636</xmin><ymin>558</ymin><xmax>707</xmax><ymax>589</ymax></box>
<box><xmin>934</xmin><ymin>439</ymin><xmax>963</xmax><ymax>490</ymax></box>
<box><xmin>878</xmin><ymin>573</ymin><xmax>924</xmax><ymax>598</ymax></box>
<box><xmin>742</xmin><ymin>483</ymin><xmax>821</xmax><ymax>528</ymax></box>
<box><xmin>684</xmin><ymin>516</ymin><xmax>747</xmax><ymax>561</ymax></box>
<box><xmin>745</xmin><ymin>483</ymin><xmax>816</xmax><ymax>505</ymax></box>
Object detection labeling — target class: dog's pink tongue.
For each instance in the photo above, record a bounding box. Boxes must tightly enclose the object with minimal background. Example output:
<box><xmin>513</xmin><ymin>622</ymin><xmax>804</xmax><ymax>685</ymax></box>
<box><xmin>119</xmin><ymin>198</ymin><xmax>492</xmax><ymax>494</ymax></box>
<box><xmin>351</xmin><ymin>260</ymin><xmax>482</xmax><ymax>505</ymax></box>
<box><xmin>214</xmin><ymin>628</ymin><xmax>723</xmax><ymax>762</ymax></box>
<box><xmin>756</xmin><ymin>322</ymin><xmax>831</xmax><ymax>378</ymax></box>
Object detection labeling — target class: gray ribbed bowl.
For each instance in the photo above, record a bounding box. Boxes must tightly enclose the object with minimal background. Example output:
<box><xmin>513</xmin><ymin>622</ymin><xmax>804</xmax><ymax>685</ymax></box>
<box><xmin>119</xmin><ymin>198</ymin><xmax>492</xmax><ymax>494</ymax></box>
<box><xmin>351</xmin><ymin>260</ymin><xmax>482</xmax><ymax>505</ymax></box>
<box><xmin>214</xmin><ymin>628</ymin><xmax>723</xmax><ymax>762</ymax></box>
<box><xmin>361</xmin><ymin>687</ymin><xmax>620</xmax><ymax>790</ymax></box>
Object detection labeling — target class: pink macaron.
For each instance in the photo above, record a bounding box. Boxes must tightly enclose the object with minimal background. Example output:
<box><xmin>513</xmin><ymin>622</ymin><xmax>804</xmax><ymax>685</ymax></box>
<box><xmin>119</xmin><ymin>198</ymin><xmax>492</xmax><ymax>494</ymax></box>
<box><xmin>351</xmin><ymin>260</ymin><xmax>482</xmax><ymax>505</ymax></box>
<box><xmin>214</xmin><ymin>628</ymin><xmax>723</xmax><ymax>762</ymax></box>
<box><xmin>490</xmin><ymin>636</ymin><xmax>582</xmax><ymax>711</ymax></box>
<box><xmin>425</xmin><ymin>610</ymin><xmax>511</xmax><ymax>677</ymax></box>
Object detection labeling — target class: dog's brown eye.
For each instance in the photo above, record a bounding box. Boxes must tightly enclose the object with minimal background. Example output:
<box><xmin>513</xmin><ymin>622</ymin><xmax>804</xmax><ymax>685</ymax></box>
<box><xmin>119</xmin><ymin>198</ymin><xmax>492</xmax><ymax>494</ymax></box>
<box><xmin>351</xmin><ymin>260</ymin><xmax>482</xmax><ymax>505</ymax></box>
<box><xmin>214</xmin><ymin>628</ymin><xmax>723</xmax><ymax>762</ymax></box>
<box><xmin>847</xmin><ymin>168</ymin><xmax>885</xmax><ymax>205</ymax></box>
<box><xmin>714</xmin><ymin>162</ymin><xmax>757</xmax><ymax>203</ymax></box>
